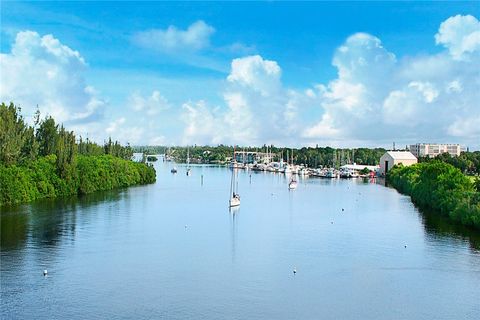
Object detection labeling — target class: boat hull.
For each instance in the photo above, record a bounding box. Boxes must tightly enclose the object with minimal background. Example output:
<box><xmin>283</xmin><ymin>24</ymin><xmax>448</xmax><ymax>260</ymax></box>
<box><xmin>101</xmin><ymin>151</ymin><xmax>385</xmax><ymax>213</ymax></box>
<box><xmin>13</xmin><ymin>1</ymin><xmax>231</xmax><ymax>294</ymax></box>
<box><xmin>229</xmin><ymin>198</ymin><xmax>240</xmax><ymax>207</ymax></box>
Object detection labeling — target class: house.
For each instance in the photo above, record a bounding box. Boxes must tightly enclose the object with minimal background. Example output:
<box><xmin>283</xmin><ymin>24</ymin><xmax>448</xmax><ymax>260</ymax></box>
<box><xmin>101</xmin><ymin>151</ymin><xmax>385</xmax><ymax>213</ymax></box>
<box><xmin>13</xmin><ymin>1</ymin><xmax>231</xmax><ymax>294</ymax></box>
<box><xmin>379</xmin><ymin>151</ymin><xmax>417</xmax><ymax>176</ymax></box>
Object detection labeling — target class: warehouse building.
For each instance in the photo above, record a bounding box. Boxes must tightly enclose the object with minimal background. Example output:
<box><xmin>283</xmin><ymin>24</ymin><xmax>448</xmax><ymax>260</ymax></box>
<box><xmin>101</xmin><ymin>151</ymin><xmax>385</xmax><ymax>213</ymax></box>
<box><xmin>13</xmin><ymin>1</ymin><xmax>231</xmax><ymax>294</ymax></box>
<box><xmin>379</xmin><ymin>151</ymin><xmax>417</xmax><ymax>176</ymax></box>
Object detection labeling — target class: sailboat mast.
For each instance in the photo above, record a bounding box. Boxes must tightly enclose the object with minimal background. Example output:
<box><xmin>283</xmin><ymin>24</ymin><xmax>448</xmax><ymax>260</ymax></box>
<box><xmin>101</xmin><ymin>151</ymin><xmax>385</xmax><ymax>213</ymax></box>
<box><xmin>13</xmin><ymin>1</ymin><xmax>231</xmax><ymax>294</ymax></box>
<box><xmin>230</xmin><ymin>148</ymin><xmax>236</xmax><ymax>196</ymax></box>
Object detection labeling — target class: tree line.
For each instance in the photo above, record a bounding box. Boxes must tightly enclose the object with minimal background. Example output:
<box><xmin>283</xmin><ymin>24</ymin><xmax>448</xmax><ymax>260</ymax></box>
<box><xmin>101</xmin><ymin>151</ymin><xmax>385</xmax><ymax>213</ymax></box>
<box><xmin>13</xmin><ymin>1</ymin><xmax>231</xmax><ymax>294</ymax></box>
<box><xmin>0</xmin><ymin>102</ymin><xmax>156</xmax><ymax>206</ymax></box>
<box><xmin>387</xmin><ymin>161</ymin><xmax>480</xmax><ymax>230</ymax></box>
<box><xmin>135</xmin><ymin>145</ymin><xmax>386</xmax><ymax>167</ymax></box>
<box><xmin>418</xmin><ymin>151</ymin><xmax>480</xmax><ymax>175</ymax></box>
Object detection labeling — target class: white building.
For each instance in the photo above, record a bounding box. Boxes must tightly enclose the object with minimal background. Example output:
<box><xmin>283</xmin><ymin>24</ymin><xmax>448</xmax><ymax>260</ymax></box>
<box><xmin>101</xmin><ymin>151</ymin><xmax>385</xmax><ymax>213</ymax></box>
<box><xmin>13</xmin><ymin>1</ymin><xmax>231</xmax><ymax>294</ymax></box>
<box><xmin>340</xmin><ymin>164</ymin><xmax>379</xmax><ymax>172</ymax></box>
<box><xmin>379</xmin><ymin>151</ymin><xmax>417</xmax><ymax>176</ymax></box>
<box><xmin>409</xmin><ymin>143</ymin><xmax>464</xmax><ymax>158</ymax></box>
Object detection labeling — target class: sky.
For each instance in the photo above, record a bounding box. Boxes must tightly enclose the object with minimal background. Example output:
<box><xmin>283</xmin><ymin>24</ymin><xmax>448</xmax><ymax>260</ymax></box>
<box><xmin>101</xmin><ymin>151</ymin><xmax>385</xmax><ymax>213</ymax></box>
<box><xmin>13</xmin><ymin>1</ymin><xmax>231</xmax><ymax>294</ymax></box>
<box><xmin>1</xmin><ymin>1</ymin><xmax>479</xmax><ymax>149</ymax></box>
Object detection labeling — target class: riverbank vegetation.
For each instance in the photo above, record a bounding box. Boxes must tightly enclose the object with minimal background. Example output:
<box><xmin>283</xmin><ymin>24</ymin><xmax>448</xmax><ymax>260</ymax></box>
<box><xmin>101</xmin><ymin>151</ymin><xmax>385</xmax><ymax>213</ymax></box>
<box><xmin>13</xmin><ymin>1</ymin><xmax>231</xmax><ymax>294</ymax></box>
<box><xmin>0</xmin><ymin>102</ymin><xmax>156</xmax><ymax>206</ymax></box>
<box><xmin>418</xmin><ymin>151</ymin><xmax>480</xmax><ymax>175</ymax></box>
<box><xmin>387</xmin><ymin>161</ymin><xmax>480</xmax><ymax>230</ymax></box>
<box><xmin>134</xmin><ymin>145</ymin><xmax>386</xmax><ymax>167</ymax></box>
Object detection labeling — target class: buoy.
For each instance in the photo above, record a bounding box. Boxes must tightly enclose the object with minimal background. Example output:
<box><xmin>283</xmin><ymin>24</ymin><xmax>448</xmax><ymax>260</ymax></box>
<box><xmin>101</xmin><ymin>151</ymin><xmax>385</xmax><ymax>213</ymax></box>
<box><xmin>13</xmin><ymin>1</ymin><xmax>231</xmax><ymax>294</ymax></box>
<box><xmin>185</xmin><ymin>225</ymin><xmax>187</xmax><ymax>230</ymax></box>
<box><xmin>293</xmin><ymin>267</ymin><xmax>297</xmax><ymax>274</ymax></box>
<box><xmin>341</xmin><ymin>208</ymin><xmax>344</xmax><ymax>211</ymax></box>
<box><xmin>43</xmin><ymin>270</ymin><xmax>48</xmax><ymax>276</ymax></box>
<box><xmin>404</xmin><ymin>245</ymin><xmax>407</xmax><ymax>248</ymax></box>
<box><xmin>331</xmin><ymin>221</ymin><xmax>334</xmax><ymax>224</ymax></box>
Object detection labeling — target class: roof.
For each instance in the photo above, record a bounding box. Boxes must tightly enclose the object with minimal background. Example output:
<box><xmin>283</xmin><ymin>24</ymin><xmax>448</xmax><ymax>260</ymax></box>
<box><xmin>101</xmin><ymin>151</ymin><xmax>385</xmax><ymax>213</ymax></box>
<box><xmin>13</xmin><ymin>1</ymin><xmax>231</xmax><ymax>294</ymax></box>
<box><xmin>384</xmin><ymin>151</ymin><xmax>417</xmax><ymax>160</ymax></box>
<box><xmin>340</xmin><ymin>164</ymin><xmax>379</xmax><ymax>171</ymax></box>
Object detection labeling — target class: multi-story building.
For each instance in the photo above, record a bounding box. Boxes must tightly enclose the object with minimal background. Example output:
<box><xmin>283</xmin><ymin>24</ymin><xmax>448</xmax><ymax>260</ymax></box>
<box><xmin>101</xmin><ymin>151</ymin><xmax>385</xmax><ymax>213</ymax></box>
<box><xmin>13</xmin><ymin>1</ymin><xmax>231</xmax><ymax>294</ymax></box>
<box><xmin>409</xmin><ymin>143</ymin><xmax>464</xmax><ymax>158</ymax></box>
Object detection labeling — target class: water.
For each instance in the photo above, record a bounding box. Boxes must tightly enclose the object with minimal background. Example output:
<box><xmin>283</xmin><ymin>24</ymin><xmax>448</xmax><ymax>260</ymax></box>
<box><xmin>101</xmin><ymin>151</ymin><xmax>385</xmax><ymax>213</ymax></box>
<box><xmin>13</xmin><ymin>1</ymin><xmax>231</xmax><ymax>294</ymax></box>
<box><xmin>2</xmin><ymin>160</ymin><xmax>480</xmax><ymax>319</ymax></box>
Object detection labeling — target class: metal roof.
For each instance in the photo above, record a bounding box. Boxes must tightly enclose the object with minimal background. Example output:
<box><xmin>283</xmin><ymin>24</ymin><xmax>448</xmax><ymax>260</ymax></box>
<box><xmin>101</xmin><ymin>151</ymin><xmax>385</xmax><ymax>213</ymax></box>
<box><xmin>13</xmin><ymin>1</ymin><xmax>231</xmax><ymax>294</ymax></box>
<box><xmin>385</xmin><ymin>151</ymin><xmax>417</xmax><ymax>160</ymax></box>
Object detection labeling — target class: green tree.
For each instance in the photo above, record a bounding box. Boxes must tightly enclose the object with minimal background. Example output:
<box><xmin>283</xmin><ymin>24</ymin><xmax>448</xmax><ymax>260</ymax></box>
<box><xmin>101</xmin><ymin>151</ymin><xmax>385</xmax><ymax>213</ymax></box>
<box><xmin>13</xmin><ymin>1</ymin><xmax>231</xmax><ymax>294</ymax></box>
<box><xmin>36</xmin><ymin>116</ymin><xmax>58</xmax><ymax>156</ymax></box>
<box><xmin>0</xmin><ymin>102</ymin><xmax>31</xmax><ymax>165</ymax></box>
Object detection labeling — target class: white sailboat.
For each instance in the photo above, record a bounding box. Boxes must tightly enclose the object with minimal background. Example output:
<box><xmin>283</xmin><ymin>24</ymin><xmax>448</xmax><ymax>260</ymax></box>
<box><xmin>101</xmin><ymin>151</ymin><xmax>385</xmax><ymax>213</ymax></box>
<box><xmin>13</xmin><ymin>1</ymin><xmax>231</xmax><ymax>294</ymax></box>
<box><xmin>288</xmin><ymin>149</ymin><xmax>297</xmax><ymax>189</ymax></box>
<box><xmin>186</xmin><ymin>146</ymin><xmax>191</xmax><ymax>176</ymax></box>
<box><xmin>229</xmin><ymin>149</ymin><xmax>240</xmax><ymax>207</ymax></box>
<box><xmin>288</xmin><ymin>175</ymin><xmax>298</xmax><ymax>190</ymax></box>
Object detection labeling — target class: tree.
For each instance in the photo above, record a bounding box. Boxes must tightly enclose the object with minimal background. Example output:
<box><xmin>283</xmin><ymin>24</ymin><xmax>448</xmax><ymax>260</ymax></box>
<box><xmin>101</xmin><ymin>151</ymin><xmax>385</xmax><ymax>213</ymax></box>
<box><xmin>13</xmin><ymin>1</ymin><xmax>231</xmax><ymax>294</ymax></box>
<box><xmin>36</xmin><ymin>116</ymin><xmax>58</xmax><ymax>156</ymax></box>
<box><xmin>56</xmin><ymin>126</ymin><xmax>77</xmax><ymax>179</ymax></box>
<box><xmin>0</xmin><ymin>103</ymin><xmax>30</xmax><ymax>165</ymax></box>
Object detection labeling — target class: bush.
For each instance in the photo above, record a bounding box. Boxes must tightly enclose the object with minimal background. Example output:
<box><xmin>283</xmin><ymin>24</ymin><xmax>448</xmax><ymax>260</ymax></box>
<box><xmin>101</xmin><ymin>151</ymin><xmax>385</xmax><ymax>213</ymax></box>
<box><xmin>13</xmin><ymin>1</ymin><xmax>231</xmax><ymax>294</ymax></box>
<box><xmin>0</xmin><ymin>155</ymin><xmax>156</xmax><ymax>206</ymax></box>
<box><xmin>387</xmin><ymin>161</ymin><xmax>480</xmax><ymax>229</ymax></box>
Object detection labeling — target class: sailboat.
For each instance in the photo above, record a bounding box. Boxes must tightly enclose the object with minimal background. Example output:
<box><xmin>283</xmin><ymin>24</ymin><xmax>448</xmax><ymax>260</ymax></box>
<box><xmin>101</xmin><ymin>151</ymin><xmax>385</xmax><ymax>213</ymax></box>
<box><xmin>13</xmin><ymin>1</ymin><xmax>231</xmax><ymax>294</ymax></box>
<box><xmin>229</xmin><ymin>149</ymin><xmax>240</xmax><ymax>207</ymax></box>
<box><xmin>288</xmin><ymin>149</ymin><xmax>297</xmax><ymax>189</ymax></box>
<box><xmin>288</xmin><ymin>176</ymin><xmax>298</xmax><ymax>190</ymax></box>
<box><xmin>186</xmin><ymin>146</ymin><xmax>191</xmax><ymax>176</ymax></box>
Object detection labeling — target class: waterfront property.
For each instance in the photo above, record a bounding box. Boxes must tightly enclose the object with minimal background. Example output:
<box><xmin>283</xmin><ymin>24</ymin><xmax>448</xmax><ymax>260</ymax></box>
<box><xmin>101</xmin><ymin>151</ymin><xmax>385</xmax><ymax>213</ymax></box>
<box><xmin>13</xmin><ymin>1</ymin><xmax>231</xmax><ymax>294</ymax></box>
<box><xmin>379</xmin><ymin>151</ymin><xmax>417</xmax><ymax>176</ymax></box>
<box><xmin>340</xmin><ymin>164</ymin><xmax>379</xmax><ymax>173</ymax></box>
<box><xmin>409</xmin><ymin>143</ymin><xmax>465</xmax><ymax>158</ymax></box>
<box><xmin>234</xmin><ymin>151</ymin><xmax>276</xmax><ymax>164</ymax></box>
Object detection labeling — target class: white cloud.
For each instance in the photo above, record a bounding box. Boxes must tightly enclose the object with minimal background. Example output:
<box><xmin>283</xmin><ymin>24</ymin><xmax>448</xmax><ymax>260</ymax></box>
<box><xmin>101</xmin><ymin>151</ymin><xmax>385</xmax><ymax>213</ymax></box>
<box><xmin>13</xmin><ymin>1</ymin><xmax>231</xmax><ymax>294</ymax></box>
<box><xmin>0</xmin><ymin>30</ymin><xmax>104</xmax><ymax>125</ymax></box>
<box><xmin>181</xmin><ymin>100</ymin><xmax>220</xmax><ymax>145</ymax></box>
<box><xmin>132</xmin><ymin>20</ymin><xmax>215</xmax><ymax>52</ymax></box>
<box><xmin>104</xmin><ymin>117</ymin><xmax>144</xmax><ymax>144</ymax></box>
<box><xmin>106</xmin><ymin>117</ymin><xmax>126</xmax><ymax>134</ymax></box>
<box><xmin>302</xmin><ymin>17</ymin><xmax>480</xmax><ymax>147</ymax></box>
<box><xmin>227</xmin><ymin>55</ymin><xmax>281</xmax><ymax>95</ymax></box>
<box><xmin>129</xmin><ymin>90</ymin><xmax>170</xmax><ymax>115</ymax></box>
<box><xmin>435</xmin><ymin>14</ymin><xmax>480</xmax><ymax>60</ymax></box>
<box><xmin>181</xmin><ymin>55</ymin><xmax>301</xmax><ymax>145</ymax></box>
<box><xmin>4</xmin><ymin>15</ymin><xmax>479</xmax><ymax>149</ymax></box>
<box><xmin>448</xmin><ymin>115</ymin><xmax>480</xmax><ymax>137</ymax></box>
<box><xmin>180</xmin><ymin>15</ymin><xmax>479</xmax><ymax>148</ymax></box>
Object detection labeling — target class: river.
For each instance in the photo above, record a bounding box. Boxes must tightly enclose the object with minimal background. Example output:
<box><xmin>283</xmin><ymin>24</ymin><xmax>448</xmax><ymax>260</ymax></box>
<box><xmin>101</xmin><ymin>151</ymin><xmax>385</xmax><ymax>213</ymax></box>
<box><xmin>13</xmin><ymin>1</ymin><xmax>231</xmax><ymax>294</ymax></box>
<box><xmin>1</xmin><ymin>159</ymin><xmax>479</xmax><ymax>319</ymax></box>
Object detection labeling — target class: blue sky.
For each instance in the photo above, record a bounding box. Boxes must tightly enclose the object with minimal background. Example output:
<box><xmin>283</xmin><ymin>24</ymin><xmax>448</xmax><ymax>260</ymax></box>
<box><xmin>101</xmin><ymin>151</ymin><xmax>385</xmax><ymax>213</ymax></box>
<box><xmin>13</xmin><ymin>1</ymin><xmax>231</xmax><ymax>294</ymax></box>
<box><xmin>1</xmin><ymin>1</ymin><xmax>479</xmax><ymax>148</ymax></box>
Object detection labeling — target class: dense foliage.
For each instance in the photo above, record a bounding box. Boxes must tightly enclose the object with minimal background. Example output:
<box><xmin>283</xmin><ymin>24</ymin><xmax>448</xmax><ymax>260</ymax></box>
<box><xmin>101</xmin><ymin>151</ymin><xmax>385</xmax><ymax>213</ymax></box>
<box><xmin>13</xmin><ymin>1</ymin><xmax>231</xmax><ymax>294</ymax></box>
<box><xmin>134</xmin><ymin>145</ymin><xmax>386</xmax><ymax>167</ymax></box>
<box><xmin>0</xmin><ymin>155</ymin><xmax>155</xmax><ymax>206</ymax></box>
<box><xmin>0</xmin><ymin>102</ymin><xmax>156</xmax><ymax>206</ymax></box>
<box><xmin>387</xmin><ymin>161</ymin><xmax>480</xmax><ymax>229</ymax></box>
<box><xmin>419</xmin><ymin>151</ymin><xmax>480</xmax><ymax>175</ymax></box>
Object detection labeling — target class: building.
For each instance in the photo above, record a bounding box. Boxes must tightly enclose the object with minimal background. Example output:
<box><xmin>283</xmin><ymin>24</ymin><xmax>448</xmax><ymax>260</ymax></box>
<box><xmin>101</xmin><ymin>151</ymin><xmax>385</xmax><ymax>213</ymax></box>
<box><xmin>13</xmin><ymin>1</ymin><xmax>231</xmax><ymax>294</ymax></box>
<box><xmin>340</xmin><ymin>164</ymin><xmax>379</xmax><ymax>173</ymax></box>
<box><xmin>409</xmin><ymin>143</ymin><xmax>464</xmax><ymax>158</ymax></box>
<box><xmin>379</xmin><ymin>151</ymin><xmax>417</xmax><ymax>176</ymax></box>
<box><xmin>234</xmin><ymin>151</ymin><xmax>276</xmax><ymax>164</ymax></box>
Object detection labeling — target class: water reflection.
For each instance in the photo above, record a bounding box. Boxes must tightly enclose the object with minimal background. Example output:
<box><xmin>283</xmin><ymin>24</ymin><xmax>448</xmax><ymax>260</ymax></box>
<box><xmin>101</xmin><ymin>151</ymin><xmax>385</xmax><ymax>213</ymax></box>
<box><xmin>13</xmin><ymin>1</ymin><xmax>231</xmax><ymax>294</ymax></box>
<box><xmin>421</xmin><ymin>209</ymin><xmax>480</xmax><ymax>251</ymax></box>
<box><xmin>1</xmin><ymin>211</ymin><xmax>28</xmax><ymax>250</ymax></box>
<box><xmin>1</xmin><ymin>189</ymin><xmax>126</xmax><ymax>252</ymax></box>
<box><xmin>229</xmin><ymin>206</ymin><xmax>239</xmax><ymax>262</ymax></box>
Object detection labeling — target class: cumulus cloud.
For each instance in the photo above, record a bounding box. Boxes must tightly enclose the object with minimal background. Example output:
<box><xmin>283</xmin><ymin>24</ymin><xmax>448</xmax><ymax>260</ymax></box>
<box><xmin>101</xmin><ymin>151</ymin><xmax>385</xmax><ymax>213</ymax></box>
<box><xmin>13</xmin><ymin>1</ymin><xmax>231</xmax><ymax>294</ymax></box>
<box><xmin>180</xmin><ymin>16</ymin><xmax>479</xmax><ymax>148</ymax></box>
<box><xmin>302</xmin><ymin>15</ymin><xmax>480</xmax><ymax>147</ymax></box>
<box><xmin>227</xmin><ymin>55</ymin><xmax>281</xmax><ymax>95</ymax></box>
<box><xmin>435</xmin><ymin>14</ymin><xmax>480</xmax><ymax>60</ymax></box>
<box><xmin>0</xmin><ymin>30</ymin><xmax>104</xmax><ymax>125</ymax></box>
<box><xmin>181</xmin><ymin>55</ymin><xmax>302</xmax><ymax>145</ymax></box>
<box><xmin>132</xmin><ymin>20</ymin><xmax>215</xmax><ymax>52</ymax></box>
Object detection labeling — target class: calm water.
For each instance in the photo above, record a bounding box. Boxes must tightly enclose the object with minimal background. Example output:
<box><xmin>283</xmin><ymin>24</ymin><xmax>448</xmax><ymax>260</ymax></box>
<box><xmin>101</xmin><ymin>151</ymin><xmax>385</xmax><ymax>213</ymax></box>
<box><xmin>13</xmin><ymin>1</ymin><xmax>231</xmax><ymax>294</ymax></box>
<box><xmin>1</xmin><ymin>160</ymin><xmax>480</xmax><ymax>319</ymax></box>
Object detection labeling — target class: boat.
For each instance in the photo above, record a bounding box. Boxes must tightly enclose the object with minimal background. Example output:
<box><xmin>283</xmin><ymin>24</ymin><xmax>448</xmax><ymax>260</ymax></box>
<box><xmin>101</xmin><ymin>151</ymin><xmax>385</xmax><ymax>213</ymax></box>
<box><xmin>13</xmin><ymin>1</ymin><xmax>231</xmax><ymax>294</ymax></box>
<box><xmin>288</xmin><ymin>150</ymin><xmax>298</xmax><ymax>190</ymax></box>
<box><xmin>288</xmin><ymin>176</ymin><xmax>298</xmax><ymax>190</ymax></box>
<box><xmin>171</xmin><ymin>167</ymin><xmax>177</xmax><ymax>173</ymax></box>
<box><xmin>229</xmin><ymin>149</ymin><xmax>241</xmax><ymax>207</ymax></box>
<box><xmin>186</xmin><ymin>147</ymin><xmax>192</xmax><ymax>176</ymax></box>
